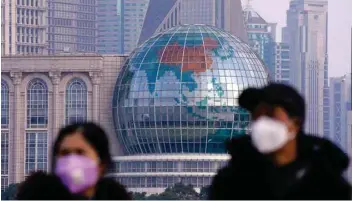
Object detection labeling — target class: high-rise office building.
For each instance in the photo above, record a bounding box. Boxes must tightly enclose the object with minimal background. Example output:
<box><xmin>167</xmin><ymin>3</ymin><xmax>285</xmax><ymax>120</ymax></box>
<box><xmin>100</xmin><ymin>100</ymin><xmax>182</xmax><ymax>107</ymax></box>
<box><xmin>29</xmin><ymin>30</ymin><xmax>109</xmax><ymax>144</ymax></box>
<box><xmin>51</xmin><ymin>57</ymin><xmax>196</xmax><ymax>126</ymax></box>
<box><xmin>329</xmin><ymin>74</ymin><xmax>351</xmax><ymax>152</ymax></box>
<box><xmin>243</xmin><ymin>3</ymin><xmax>276</xmax><ymax>59</ymax></box>
<box><xmin>282</xmin><ymin>26</ymin><xmax>290</xmax><ymax>43</ymax></box>
<box><xmin>286</xmin><ymin>0</ymin><xmax>328</xmax><ymax>136</ymax></box>
<box><xmin>270</xmin><ymin>42</ymin><xmax>290</xmax><ymax>84</ymax></box>
<box><xmin>138</xmin><ymin>0</ymin><xmax>247</xmax><ymax>45</ymax></box>
<box><xmin>47</xmin><ymin>0</ymin><xmax>97</xmax><ymax>54</ymax></box>
<box><xmin>243</xmin><ymin>3</ymin><xmax>276</xmax><ymax>79</ymax></box>
<box><xmin>348</xmin><ymin>111</ymin><xmax>352</xmax><ymax>182</ymax></box>
<box><xmin>347</xmin><ymin>27</ymin><xmax>352</xmax><ymax>182</ymax></box>
<box><xmin>97</xmin><ymin>0</ymin><xmax>149</xmax><ymax>54</ymax></box>
<box><xmin>1</xmin><ymin>0</ymin><xmax>47</xmax><ymax>55</ymax></box>
<box><xmin>323</xmin><ymin>54</ymin><xmax>330</xmax><ymax>138</ymax></box>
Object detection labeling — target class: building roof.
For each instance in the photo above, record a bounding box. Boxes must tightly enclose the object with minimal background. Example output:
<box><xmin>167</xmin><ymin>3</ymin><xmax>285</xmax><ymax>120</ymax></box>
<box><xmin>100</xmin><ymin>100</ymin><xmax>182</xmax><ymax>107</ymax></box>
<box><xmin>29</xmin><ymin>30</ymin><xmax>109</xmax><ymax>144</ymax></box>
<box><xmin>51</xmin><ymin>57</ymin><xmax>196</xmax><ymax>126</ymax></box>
<box><xmin>243</xmin><ymin>3</ymin><xmax>267</xmax><ymax>25</ymax></box>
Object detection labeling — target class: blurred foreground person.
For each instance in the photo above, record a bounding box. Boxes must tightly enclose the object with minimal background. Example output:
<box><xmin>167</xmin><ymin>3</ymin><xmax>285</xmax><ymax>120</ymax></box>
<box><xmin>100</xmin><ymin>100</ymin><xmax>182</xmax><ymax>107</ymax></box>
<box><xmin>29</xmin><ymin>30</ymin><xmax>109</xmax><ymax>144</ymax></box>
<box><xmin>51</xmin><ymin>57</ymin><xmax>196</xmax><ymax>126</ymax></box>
<box><xmin>209</xmin><ymin>83</ymin><xmax>351</xmax><ymax>200</ymax></box>
<box><xmin>17</xmin><ymin>122</ymin><xmax>131</xmax><ymax>200</ymax></box>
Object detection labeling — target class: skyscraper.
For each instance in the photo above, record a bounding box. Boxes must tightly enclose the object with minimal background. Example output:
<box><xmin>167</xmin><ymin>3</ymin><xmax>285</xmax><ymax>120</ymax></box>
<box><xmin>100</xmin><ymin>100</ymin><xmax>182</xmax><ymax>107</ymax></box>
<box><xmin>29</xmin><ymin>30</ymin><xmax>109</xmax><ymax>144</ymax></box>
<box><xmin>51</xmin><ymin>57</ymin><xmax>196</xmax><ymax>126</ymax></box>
<box><xmin>97</xmin><ymin>0</ymin><xmax>149</xmax><ymax>54</ymax></box>
<box><xmin>243</xmin><ymin>2</ymin><xmax>276</xmax><ymax>79</ymax></box>
<box><xmin>329</xmin><ymin>74</ymin><xmax>351</xmax><ymax>152</ymax></box>
<box><xmin>1</xmin><ymin>0</ymin><xmax>47</xmax><ymax>55</ymax></box>
<box><xmin>286</xmin><ymin>0</ymin><xmax>328</xmax><ymax>136</ymax></box>
<box><xmin>347</xmin><ymin>28</ymin><xmax>352</xmax><ymax>182</ymax></box>
<box><xmin>138</xmin><ymin>0</ymin><xmax>247</xmax><ymax>45</ymax></box>
<box><xmin>47</xmin><ymin>0</ymin><xmax>97</xmax><ymax>54</ymax></box>
<box><xmin>271</xmin><ymin>43</ymin><xmax>290</xmax><ymax>84</ymax></box>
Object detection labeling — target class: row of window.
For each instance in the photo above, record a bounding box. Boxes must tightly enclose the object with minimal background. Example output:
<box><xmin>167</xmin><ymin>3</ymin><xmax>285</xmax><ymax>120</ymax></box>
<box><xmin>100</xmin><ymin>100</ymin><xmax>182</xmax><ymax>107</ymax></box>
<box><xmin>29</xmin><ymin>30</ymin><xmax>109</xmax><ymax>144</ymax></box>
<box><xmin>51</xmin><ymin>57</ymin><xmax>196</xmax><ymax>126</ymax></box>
<box><xmin>17</xmin><ymin>0</ymin><xmax>39</xmax><ymax>7</ymax></box>
<box><xmin>108</xmin><ymin>160</ymin><xmax>227</xmax><ymax>173</ymax></box>
<box><xmin>1</xmin><ymin>77</ymin><xmax>88</xmax><ymax>128</ymax></box>
<box><xmin>0</xmin><ymin>131</ymin><xmax>48</xmax><ymax>192</ymax></box>
<box><xmin>115</xmin><ymin>176</ymin><xmax>213</xmax><ymax>188</ymax></box>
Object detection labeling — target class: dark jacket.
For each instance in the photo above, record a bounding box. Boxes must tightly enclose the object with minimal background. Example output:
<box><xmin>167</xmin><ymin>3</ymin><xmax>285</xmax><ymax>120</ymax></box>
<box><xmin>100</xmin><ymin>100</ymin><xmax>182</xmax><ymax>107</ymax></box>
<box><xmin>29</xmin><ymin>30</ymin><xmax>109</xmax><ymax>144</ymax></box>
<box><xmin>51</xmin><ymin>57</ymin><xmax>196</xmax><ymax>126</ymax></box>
<box><xmin>16</xmin><ymin>171</ymin><xmax>131</xmax><ymax>200</ymax></box>
<box><xmin>208</xmin><ymin>133</ymin><xmax>351</xmax><ymax>200</ymax></box>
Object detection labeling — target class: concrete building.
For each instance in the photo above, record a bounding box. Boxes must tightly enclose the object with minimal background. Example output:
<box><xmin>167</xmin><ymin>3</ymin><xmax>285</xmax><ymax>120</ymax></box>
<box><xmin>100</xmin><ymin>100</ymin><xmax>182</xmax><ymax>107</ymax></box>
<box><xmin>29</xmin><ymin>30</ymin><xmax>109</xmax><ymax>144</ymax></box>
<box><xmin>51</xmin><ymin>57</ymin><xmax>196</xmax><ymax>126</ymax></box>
<box><xmin>271</xmin><ymin>42</ymin><xmax>290</xmax><ymax>84</ymax></box>
<box><xmin>329</xmin><ymin>74</ymin><xmax>351</xmax><ymax>153</ymax></box>
<box><xmin>107</xmin><ymin>154</ymin><xmax>229</xmax><ymax>194</ymax></box>
<box><xmin>347</xmin><ymin>27</ymin><xmax>352</xmax><ymax>182</ymax></box>
<box><xmin>138</xmin><ymin>0</ymin><xmax>247</xmax><ymax>45</ymax></box>
<box><xmin>347</xmin><ymin>111</ymin><xmax>352</xmax><ymax>182</ymax></box>
<box><xmin>47</xmin><ymin>0</ymin><xmax>97</xmax><ymax>54</ymax></box>
<box><xmin>1</xmin><ymin>0</ymin><xmax>47</xmax><ymax>55</ymax></box>
<box><xmin>1</xmin><ymin>55</ymin><xmax>126</xmax><ymax>191</ymax></box>
<box><xmin>286</xmin><ymin>0</ymin><xmax>328</xmax><ymax>136</ymax></box>
<box><xmin>97</xmin><ymin>0</ymin><xmax>149</xmax><ymax>54</ymax></box>
<box><xmin>243</xmin><ymin>3</ymin><xmax>276</xmax><ymax>67</ymax></box>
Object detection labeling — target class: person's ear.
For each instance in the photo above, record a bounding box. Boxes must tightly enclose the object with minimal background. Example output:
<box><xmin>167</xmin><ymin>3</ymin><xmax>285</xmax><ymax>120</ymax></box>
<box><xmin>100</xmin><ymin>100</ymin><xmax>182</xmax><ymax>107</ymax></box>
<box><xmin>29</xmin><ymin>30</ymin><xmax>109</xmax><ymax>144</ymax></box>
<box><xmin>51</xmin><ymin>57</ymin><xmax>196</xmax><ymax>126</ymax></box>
<box><xmin>99</xmin><ymin>163</ymin><xmax>106</xmax><ymax>176</ymax></box>
<box><xmin>290</xmin><ymin>117</ymin><xmax>301</xmax><ymax>133</ymax></box>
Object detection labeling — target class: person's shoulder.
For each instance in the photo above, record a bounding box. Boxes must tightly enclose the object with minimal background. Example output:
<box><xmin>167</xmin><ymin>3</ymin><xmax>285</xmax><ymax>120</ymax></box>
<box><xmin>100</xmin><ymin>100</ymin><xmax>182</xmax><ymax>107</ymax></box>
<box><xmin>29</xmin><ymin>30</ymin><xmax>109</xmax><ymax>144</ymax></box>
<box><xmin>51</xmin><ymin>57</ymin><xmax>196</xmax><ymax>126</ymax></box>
<box><xmin>16</xmin><ymin>171</ymin><xmax>74</xmax><ymax>200</ymax></box>
<box><xmin>300</xmin><ymin>134</ymin><xmax>349</xmax><ymax>175</ymax></box>
<box><xmin>226</xmin><ymin>135</ymin><xmax>257</xmax><ymax>157</ymax></box>
<box><xmin>95</xmin><ymin>177</ymin><xmax>132</xmax><ymax>200</ymax></box>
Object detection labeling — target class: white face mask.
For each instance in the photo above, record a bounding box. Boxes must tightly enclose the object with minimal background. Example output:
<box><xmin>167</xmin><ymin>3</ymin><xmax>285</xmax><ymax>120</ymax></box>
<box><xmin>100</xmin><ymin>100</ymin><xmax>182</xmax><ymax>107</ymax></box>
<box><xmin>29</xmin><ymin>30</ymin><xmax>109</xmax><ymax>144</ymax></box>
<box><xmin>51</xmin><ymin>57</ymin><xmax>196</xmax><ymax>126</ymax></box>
<box><xmin>250</xmin><ymin>116</ymin><xmax>295</xmax><ymax>154</ymax></box>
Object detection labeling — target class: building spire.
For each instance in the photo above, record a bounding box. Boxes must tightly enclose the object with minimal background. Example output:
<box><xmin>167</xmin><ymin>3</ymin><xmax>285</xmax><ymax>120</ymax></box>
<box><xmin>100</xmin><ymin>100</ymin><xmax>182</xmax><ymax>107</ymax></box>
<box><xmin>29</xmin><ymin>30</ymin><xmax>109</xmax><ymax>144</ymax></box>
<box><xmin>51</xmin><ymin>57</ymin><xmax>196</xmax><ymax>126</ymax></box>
<box><xmin>245</xmin><ymin>0</ymin><xmax>253</xmax><ymax>9</ymax></box>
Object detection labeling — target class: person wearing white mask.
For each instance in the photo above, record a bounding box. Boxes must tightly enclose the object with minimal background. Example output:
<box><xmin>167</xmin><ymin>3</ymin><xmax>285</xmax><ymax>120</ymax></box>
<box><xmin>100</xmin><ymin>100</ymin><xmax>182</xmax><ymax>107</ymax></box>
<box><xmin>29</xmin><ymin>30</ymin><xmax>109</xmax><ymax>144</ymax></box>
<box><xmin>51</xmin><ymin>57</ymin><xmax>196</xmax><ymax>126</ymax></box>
<box><xmin>208</xmin><ymin>83</ymin><xmax>351</xmax><ymax>200</ymax></box>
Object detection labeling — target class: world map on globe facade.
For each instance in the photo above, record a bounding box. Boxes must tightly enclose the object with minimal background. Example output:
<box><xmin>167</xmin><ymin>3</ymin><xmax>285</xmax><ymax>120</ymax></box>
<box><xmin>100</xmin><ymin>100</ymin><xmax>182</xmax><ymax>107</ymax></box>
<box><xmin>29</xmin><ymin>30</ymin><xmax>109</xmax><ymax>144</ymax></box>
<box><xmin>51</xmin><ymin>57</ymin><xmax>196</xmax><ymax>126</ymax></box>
<box><xmin>113</xmin><ymin>25</ymin><xmax>269</xmax><ymax>155</ymax></box>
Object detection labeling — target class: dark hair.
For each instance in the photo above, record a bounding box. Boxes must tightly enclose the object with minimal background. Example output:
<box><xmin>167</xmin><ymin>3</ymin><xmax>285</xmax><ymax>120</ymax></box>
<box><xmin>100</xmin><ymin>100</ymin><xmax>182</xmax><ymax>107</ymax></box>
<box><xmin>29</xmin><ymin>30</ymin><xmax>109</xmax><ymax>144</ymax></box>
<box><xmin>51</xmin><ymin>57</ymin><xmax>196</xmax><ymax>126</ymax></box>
<box><xmin>52</xmin><ymin>122</ymin><xmax>112</xmax><ymax>172</ymax></box>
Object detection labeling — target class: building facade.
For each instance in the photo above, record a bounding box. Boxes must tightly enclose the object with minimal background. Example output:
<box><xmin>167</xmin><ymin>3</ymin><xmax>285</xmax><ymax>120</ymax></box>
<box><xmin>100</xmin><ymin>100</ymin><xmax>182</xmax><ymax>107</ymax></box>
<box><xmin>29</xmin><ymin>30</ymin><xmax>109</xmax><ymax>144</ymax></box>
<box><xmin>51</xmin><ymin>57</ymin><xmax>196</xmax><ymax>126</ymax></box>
<box><xmin>97</xmin><ymin>0</ymin><xmax>149</xmax><ymax>54</ymax></box>
<box><xmin>47</xmin><ymin>0</ymin><xmax>97</xmax><ymax>54</ymax></box>
<box><xmin>243</xmin><ymin>4</ymin><xmax>276</xmax><ymax>68</ymax></box>
<box><xmin>110</xmin><ymin>24</ymin><xmax>268</xmax><ymax>193</ymax></box>
<box><xmin>138</xmin><ymin>0</ymin><xmax>247</xmax><ymax>45</ymax></box>
<box><xmin>329</xmin><ymin>74</ymin><xmax>351</xmax><ymax>152</ymax></box>
<box><xmin>1</xmin><ymin>55</ymin><xmax>126</xmax><ymax>191</ymax></box>
<box><xmin>347</xmin><ymin>111</ymin><xmax>352</xmax><ymax>182</ymax></box>
<box><xmin>270</xmin><ymin>42</ymin><xmax>290</xmax><ymax>84</ymax></box>
<box><xmin>1</xmin><ymin>0</ymin><xmax>47</xmax><ymax>55</ymax></box>
<box><xmin>286</xmin><ymin>0</ymin><xmax>328</xmax><ymax>136</ymax></box>
<box><xmin>107</xmin><ymin>154</ymin><xmax>229</xmax><ymax>194</ymax></box>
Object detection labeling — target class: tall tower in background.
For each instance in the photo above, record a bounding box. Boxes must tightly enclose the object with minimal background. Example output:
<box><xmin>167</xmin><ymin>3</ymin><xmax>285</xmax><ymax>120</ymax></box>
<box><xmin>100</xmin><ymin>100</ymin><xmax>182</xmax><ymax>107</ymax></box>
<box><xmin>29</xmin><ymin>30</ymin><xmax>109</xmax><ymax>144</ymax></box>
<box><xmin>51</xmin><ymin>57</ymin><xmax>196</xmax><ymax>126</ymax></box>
<box><xmin>348</xmin><ymin>27</ymin><xmax>352</xmax><ymax>183</ymax></box>
<box><xmin>1</xmin><ymin>0</ymin><xmax>47</xmax><ymax>55</ymax></box>
<box><xmin>139</xmin><ymin>0</ymin><xmax>247</xmax><ymax>45</ymax></box>
<box><xmin>329</xmin><ymin>74</ymin><xmax>351</xmax><ymax>152</ymax></box>
<box><xmin>243</xmin><ymin>1</ymin><xmax>276</xmax><ymax>79</ymax></box>
<box><xmin>97</xmin><ymin>0</ymin><xmax>149</xmax><ymax>54</ymax></box>
<box><xmin>47</xmin><ymin>0</ymin><xmax>97</xmax><ymax>54</ymax></box>
<box><xmin>286</xmin><ymin>0</ymin><xmax>328</xmax><ymax>136</ymax></box>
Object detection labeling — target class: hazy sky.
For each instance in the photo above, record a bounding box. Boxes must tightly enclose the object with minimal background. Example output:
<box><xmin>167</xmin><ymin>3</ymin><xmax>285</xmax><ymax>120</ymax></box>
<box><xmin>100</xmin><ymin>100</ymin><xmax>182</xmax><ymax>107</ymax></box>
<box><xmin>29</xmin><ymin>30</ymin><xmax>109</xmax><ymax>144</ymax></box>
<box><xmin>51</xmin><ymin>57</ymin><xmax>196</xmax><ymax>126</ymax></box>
<box><xmin>241</xmin><ymin>0</ymin><xmax>352</xmax><ymax>77</ymax></box>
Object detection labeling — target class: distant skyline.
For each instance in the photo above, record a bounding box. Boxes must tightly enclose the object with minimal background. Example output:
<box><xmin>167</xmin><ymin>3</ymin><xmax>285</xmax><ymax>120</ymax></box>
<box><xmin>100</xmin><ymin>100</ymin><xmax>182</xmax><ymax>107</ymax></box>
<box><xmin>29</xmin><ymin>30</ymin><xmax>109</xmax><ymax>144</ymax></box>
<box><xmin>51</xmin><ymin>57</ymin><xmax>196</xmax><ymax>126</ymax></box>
<box><xmin>242</xmin><ymin>0</ymin><xmax>352</xmax><ymax>77</ymax></box>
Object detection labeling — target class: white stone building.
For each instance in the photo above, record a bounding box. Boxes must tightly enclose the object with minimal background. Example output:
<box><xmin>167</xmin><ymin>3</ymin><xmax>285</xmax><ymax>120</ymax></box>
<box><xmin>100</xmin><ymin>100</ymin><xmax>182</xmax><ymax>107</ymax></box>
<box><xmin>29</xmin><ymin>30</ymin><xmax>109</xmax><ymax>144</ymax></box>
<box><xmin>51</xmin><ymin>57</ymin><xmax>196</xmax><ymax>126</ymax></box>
<box><xmin>1</xmin><ymin>54</ymin><xmax>126</xmax><ymax>190</ymax></box>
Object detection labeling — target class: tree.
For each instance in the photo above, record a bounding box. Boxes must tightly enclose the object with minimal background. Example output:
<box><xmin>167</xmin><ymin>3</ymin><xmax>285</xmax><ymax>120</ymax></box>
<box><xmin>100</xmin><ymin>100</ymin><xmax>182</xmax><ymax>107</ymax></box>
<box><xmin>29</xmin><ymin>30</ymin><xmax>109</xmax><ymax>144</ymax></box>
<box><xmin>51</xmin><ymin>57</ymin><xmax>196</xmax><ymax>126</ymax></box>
<box><xmin>144</xmin><ymin>183</ymin><xmax>199</xmax><ymax>200</ymax></box>
<box><xmin>131</xmin><ymin>183</ymin><xmax>209</xmax><ymax>200</ymax></box>
<box><xmin>1</xmin><ymin>183</ymin><xmax>19</xmax><ymax>200</ymax></box>
<box><xmin>131</xmin><ymin>192</ymin><xmax>147</xmax><ymax>200</ymax></box>
<box><xmin>199</xmin><ymin>185</ymin><xmax>210</xmax><ymax>200</ymax></box>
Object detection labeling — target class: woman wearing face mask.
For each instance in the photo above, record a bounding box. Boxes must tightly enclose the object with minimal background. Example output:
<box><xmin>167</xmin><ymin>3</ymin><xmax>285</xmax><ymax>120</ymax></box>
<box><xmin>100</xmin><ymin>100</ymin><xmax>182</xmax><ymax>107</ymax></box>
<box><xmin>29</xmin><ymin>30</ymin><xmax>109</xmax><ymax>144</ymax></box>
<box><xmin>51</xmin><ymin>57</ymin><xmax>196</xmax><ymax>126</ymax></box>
<box><xmin>16</xmin><ymin>122</ymin><xmax>131</xmax><ymax>200</ymax></box>
<box><xmin>208</xmin><ymin>83</ymin><xmax>351</xmax><ymax>200</ymax></box>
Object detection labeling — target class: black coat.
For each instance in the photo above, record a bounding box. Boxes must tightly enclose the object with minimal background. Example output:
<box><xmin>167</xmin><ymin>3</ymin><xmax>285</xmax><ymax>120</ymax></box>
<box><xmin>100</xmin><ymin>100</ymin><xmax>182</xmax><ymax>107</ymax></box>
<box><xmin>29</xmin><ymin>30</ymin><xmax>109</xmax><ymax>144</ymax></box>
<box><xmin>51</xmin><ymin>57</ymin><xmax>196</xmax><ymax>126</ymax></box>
<box><xmin>208</xmin><ymin>133</ymin><xmax>351</xmax><ymax>200</ymax></box>
<box><xmin>16</xmin><ymin>171</ymin><xmax>131</xmax><ymax>200</ymax></box>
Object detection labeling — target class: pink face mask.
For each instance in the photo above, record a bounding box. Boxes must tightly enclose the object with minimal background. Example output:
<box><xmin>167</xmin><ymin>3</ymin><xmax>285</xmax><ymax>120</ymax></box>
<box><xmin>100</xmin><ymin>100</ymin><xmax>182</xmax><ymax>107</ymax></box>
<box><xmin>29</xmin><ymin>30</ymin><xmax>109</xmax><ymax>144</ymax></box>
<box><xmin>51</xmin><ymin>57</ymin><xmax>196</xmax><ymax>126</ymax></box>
<box><xmin>55</xmin><ymin>154</ymin><xmax>99</xmax><ymax>194</ymax></box>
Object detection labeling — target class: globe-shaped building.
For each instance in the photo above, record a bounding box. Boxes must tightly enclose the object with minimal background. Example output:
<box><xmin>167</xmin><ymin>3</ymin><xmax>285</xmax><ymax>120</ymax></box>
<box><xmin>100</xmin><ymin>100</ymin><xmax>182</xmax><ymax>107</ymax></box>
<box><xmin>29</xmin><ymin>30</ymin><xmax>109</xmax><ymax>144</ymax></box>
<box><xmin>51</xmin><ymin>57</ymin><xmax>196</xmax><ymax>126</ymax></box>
<box><xmin>113</xmin><ymin>24</ymin><xmax>268</xmax><ymax>155</ymax></box>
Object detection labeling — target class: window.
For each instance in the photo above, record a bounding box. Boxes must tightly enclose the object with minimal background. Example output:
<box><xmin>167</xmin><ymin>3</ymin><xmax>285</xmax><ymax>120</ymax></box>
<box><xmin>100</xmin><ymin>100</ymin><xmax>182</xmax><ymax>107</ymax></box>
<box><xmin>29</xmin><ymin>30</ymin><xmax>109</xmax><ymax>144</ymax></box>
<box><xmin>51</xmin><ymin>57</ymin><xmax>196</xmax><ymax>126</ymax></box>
<box><xmin>1</xmin><ymin>80</ymin><xmax>9</xmax><ymax>128</ymax></box>
<box><xmin>1</xmin><ymin>176</ymin><xmax>8</xmax><ymax>192</ymax></box>
<box><xmin>65</xmin><ymin>78</ymin><xmax>87</xmax><ymax>124</ymax></box>
<box><xmin>1</xmin><ymin>132</ymin><xmax>9</xmax><ymax>192</ymax></box>
<box><xmin>27</xmin><ymin>79</ymin><xmax>48</xmax><ymax>128</ymax></box>
<box><xmin>25</xmin><ymin>132</ymin><xmax>48</xmax><ymax>175</ymax></box>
